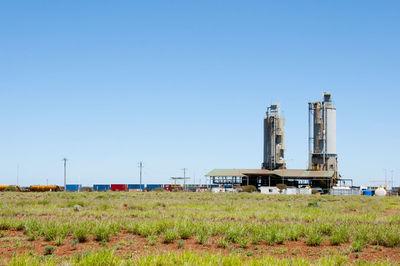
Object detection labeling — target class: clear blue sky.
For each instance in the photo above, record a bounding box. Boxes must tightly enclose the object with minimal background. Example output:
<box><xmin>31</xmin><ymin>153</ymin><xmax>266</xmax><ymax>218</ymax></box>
<box><xmin>0</xmin><ymin>1</ymin><xmax>399</xmax><ymax>186</ymax></box>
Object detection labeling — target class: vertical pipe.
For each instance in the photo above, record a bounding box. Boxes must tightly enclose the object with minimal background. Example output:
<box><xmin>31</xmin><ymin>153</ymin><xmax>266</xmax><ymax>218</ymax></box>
<box><xmin>322</xmin><ymin>103</ymin><xmax>326</xmax><ymax>169</ymax></box>
<box><xmin>308</xmin><ymin>103</ymin><xmax>313</xmax><ymax>169</ymax></box>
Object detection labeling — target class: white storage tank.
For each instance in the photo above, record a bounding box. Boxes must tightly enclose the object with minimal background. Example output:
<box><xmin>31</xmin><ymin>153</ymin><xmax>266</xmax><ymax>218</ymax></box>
<box><xmin>375</xmin><ymin>187</ymin><xmax>387</xmax><ymax>197</ymax></box>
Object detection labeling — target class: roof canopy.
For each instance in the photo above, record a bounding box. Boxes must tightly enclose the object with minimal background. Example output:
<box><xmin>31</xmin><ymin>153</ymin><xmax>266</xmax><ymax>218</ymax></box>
<box><xmin>206</xmin><ymin>169</ymin><xmax>335</xmax><ymax>178</ymax></box>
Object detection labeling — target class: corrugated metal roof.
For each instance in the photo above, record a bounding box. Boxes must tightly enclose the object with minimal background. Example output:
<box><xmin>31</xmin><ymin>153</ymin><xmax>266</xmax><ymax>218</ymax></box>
<box><xmin>205</xmin><ymin>169</ymin><xmax>252</xmax><ymax>177</ymax></box>
<box><xmin>206</xmin><ymin>169</ymin><xmax>335</xmax><ymax>178</ymax></box>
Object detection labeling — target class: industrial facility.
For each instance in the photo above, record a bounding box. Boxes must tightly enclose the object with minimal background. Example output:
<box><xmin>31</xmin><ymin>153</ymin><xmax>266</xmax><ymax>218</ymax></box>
<box><xmin>206</xmin><ymin>92</ymin><xmax>342</xmax><ymax>193</ymax></box>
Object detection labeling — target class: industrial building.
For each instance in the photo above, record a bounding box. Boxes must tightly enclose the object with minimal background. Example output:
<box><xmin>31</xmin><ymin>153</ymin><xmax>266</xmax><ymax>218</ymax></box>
<box><xmin>206</xmin><ymin>93</ymin><xmax>342</xmax><ymax>193</ymax></box>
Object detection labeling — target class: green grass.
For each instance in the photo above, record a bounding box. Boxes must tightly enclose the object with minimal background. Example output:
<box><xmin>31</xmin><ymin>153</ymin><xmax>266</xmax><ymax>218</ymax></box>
<box><xmin>163</xmin><ymin>229</ymin><xmax>179</xmax><ymax>244</ymax></box>
<box><xmin>1</xmin><ymin>192</ymin><xmax>400</xmax><ymax>264</ymax></box>
<box><xmin>73</xmin><ymin>223</ymin><xmax>91</xmax><ymax>243</ymax></box>
<box><xmin>93</xmin><ymin>223</ymin><xmax>113</xmax><ymax>242</ymax></box>
<box><xmin>6</xmin><ymin>250</ymin><xmax>395</xmax><ymax>265</ymax></box>
<box><xmin>305</xmin><ymin>227</ymin><xmax>324</xmax><ymax>246</ymax></box>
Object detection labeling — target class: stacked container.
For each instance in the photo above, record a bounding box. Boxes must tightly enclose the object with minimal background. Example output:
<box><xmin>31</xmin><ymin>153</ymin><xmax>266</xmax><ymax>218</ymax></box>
<box><xmin>93</xmin><ymin>184</ymin><xmax>111</xmax><ymax>191</ymax></box>
<box><xmin>65</xmin><ymin>184</ymin><xmax>82</xmax><ymax>192</ymax></box>
<box><xmin>110</xmin><ymin>184</ymin><xmax>128</xmax><ymax>191</ymax></box>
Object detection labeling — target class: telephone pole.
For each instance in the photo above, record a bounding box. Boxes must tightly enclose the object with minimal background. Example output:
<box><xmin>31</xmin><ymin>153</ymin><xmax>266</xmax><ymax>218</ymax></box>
<box><xmin>138</xmin><ymin>162</ymin><xmax>143</xmax><ymax>191</ymax></box>
<box><xmin>182</xmin><ymin>168</ymin><xmax>187</xmax><ymax>191</ymax></box>
<box><xmin>63</xmin><ymin>158</ymin><xmax>68</xmax><ymax>191</ymax></box>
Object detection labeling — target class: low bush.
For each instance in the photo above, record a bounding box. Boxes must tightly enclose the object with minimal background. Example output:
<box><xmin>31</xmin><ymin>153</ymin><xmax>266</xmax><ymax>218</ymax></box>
<box><xmin>4</xmin><ymin>186</ymin><xmax>19</xmax><ymax>192</ymax></box>
<box><xmin>241</xmin><ymin>186</ymin><xmax>257</xmax><ymax>193</ymax></box>
<box><xmin>44</xmin><ymin>245</ymin><xmax>56</xmax><ymax>255</ymax></box>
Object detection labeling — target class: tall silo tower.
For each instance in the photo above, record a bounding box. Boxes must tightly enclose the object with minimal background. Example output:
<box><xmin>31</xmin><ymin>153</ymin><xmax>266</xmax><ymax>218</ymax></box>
<box><xmin>262</xmin><ymin>104</ymin><xmax>286</xmax><ymax>170</ymax></box>
<box><xmin>308</xmin><ymin>93</ymin><xmax>338</xmax><ymax>175</ymax></box>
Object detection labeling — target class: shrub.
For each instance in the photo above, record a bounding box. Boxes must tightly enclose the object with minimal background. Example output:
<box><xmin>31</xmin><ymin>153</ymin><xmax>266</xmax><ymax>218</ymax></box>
<box><xmin>44</xmin><ymin>245</ymin><xmax>56</xmax><ymax>255</ymax></box>
<box><xmin>276</xmin><ymin>184</ymin><xmax>287</xmax><ymax>193</ymax></box>
<box><xmin>241</xmin><ymin>186</ymin><xmax>257</xmax><ymax>193</ymax></box>
<box><xmin>4</xmin><ymin>186</ymin><xmax>19</xmax><ymax>192</ymax></box>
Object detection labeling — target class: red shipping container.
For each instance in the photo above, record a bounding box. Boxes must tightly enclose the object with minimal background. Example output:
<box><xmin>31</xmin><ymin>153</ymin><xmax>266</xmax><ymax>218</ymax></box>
<box><xmin>110</xmin><ymin>184</ymin><xmax>128</xmax><ymax>191</ymax></box>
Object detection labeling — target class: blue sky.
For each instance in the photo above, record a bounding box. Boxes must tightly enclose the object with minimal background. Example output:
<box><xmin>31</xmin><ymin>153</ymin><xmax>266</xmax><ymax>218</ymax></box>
<box><xmin>0</xmin><ymin>1</ymin><xmax>399</xmax><ymax>186</ymax></box>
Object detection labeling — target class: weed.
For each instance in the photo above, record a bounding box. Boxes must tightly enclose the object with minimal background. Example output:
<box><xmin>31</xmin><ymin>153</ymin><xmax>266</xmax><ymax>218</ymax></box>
<box><xmin>178</xmin><ymin>240</ymin><xmax>185</xmax><ymax>249</ymax></box>
<box><xmin>44</xmin><ymin>245</ymin><xmax>56</xmax><ymax>255</ymax></box>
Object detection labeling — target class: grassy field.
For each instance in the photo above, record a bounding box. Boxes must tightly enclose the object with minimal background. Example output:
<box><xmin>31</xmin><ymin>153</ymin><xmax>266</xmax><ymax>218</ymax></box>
<box><xmin>0</xmin><ymin>192</ymin><xmax>400</xmax><ymax>265</ymax></box>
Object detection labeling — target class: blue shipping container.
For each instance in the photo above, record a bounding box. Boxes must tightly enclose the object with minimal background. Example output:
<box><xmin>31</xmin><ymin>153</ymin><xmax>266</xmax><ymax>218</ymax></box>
<box><xmin>363</xmin><ymin>190</ymin><xmax>373</xmax><ymax>196</ymax></box>
<box><xmin>127</xmin><ymin>184</ymin><xmax>145</xmax><ymax>190</ymax></box>
<box><xmin>93</xmin><ymin>184</ymin><xmax>111</xmax><ymax>191</ymax></box>
<box><xmin>147</xmin><ymin>184</ymin><xmax>162</xmax><ymax>191</ymax></box>
<box><xmin>66</xmin><ymin>184</ymin><xmax>82</xmax><ymax>192</ymax></box>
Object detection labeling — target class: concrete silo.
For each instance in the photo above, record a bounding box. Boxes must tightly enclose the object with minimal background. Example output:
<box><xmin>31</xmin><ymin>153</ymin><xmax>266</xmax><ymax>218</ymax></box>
<box><xmin>262</xmin><ymin>104</ymin><xmax>286</xmax><ymax>170</ymax></box>
<box><xmin>308</xmin><ymin>93</ymin><xmax>338</xmax><ymax>176</ymax></box>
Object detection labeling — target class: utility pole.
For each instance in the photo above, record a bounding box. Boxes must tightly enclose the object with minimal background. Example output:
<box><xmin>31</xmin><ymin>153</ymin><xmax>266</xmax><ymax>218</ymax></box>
<box><xmin>182</xmin><ymin>168</ymin><xmax>187</xmax><ymax>191</ymax></box>
<box><xmin>138</xmin><ymin>162</ymin><xmax>143</xmax><ymax>191</ymax></box>
<box><xmin>46</xmin><ymin>178</ymin><xmax>48</xmax><ymax>186</ymax></box>
<box><xmin>63</xmin><ymin>158</ymin><xmax>68</xmax><ymax>191</ymax></box>
<box><xmin>384</xmin><ymin>169</ymin><xmax>387</xmax><ymax>188</ymax></box>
